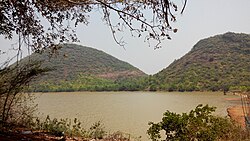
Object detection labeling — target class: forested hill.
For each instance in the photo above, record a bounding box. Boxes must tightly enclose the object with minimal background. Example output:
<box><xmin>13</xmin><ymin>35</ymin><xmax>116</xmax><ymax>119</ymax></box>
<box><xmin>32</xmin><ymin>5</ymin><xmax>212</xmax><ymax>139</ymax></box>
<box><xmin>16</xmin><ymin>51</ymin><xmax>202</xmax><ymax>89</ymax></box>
<box><xmin>24</xmin><ymin>44</ymin><xmax>147</xmax><ymax>92</ymax></box>
<box><xmin>153</xmin><ymin>32</ymin><xmax>250</xmax><ymax>91</ymax></box>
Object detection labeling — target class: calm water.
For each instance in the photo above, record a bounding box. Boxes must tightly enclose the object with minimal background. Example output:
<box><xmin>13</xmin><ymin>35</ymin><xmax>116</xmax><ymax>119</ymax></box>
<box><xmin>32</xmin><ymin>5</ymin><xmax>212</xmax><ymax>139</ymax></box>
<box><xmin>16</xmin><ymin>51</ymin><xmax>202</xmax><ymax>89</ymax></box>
<box><xmin>34</xmin><ymin>92</ymin><xmax>239</xmax><ymax>140</ymax></box>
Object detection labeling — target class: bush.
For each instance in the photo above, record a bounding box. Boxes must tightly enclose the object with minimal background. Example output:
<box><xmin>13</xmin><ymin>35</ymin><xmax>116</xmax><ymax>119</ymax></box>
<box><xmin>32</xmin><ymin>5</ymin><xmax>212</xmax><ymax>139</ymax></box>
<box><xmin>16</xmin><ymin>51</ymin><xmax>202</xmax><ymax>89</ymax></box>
<box><xmin>147</xmin><ymin>104</ymin><xmax>249</xmax><ymax>141</ymax></box>
<box><xmin>32</xmin><ymin>116</ymin><xmax>107</xmax><ymax>139</ymax></box>
<box><xmin>33</xmin><ymin>116</ymin><xmax>87</xmax><ymax>137</ymax></box>
<box><xmin>88</xmin><ymin>121</ymin><xmax>106</xmax><ymax>139</ymax></box>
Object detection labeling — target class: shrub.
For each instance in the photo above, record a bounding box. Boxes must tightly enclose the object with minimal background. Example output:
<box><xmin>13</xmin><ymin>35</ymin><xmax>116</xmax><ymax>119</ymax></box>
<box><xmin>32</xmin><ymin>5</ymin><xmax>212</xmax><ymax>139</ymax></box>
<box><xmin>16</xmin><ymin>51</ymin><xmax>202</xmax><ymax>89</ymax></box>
<box><xmin>33</xmin><ymin>116</ymin><xmax>87</xmax><ymax>137</ymax></box>
<box><xmin>32</xmin><ymin>116</ymin><xmax>108</xmax><ymax>139</ymax></box>
<box><xmin>0</xmin><ymin>61</ymin><xmax>48</xmax><ymax>130</ymax></box>
<box><xmin>88</xmin><ymin>121</ymin><xmax>106</xmax><ymax>139</ymax></box>
<box><xmin>147</xmin><ymin>104</ymin><xmax>249</xmax><ymax>141</ymax></box>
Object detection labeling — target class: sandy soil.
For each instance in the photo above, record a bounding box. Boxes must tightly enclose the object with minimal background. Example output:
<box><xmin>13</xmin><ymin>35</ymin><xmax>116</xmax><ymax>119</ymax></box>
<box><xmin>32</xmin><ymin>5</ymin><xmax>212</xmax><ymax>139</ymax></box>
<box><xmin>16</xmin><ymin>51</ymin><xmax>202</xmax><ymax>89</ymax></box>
<box><xmin>227</xmin><ymin>105</ymin><xmax>246</xmax><ymax>127</ymax></box>
<box><xmin>226</xmin><ymin>95</ymin><xmax>249</xmax><ymax>128</ymax></box>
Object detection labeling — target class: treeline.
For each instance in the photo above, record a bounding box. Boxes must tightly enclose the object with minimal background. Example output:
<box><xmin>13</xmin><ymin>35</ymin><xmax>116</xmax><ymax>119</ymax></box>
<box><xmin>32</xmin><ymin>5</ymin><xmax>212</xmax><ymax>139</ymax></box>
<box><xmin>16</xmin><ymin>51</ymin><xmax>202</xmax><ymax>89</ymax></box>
<box><xmin>30</xmin><ymin>74</ymin><xmax>250</xmax><ymax>92</ymax></box>
<box><xmin>31</xmin><ymin>74</ymin><xmax>148</xmax><ymax>92</ymax></box>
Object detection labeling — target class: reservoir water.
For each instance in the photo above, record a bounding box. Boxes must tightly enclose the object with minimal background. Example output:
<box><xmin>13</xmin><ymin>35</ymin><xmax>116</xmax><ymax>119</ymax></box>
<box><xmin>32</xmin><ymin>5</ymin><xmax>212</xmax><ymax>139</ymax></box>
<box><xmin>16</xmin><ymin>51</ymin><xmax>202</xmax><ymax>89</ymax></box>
<box><xmin>34</xmin><ymin>92</ymin><xmax>239</xmax><ymax>140</ymax></box>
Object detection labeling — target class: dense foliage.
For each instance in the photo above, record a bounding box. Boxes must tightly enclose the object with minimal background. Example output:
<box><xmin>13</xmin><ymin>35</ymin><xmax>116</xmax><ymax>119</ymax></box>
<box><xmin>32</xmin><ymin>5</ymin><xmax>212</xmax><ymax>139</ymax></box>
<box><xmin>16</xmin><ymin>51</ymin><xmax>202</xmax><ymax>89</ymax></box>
<box><xmin>32</xmin><ymin>74</ymin><xmax>148</xmax><ymax>92</ymax></box>
<box><xmin>154</xmin><ymin>32</ymin><xmax>250</xmax><ymax>92</ymax></box>
<box><xmin>147</xmin><ymin>104</ymin><xmax>249</xmax><ymax>141</ymax></box>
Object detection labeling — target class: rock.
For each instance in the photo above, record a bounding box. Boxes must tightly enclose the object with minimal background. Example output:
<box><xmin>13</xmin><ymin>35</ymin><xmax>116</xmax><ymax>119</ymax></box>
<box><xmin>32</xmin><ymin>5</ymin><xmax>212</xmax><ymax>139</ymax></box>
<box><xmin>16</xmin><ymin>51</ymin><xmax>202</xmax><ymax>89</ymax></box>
<box><xmin>21</xmin><ymin>131</ymin><xmax>32</xmax><ymax>135</ymax></box>
<box><xmin>59</xmin><ymin>136</ymin><xmax>66</xmax><ymax>141</ymax></box>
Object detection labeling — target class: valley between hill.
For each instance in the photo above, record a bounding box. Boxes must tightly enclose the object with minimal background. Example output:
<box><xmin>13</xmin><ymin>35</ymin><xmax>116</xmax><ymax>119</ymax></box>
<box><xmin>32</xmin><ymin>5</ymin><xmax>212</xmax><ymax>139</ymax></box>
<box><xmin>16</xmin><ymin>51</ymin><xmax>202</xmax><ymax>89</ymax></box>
<box><xmin>21</xmin><ymin>32</ymin><xmax>249</xmax><ymax>92</ymax></box>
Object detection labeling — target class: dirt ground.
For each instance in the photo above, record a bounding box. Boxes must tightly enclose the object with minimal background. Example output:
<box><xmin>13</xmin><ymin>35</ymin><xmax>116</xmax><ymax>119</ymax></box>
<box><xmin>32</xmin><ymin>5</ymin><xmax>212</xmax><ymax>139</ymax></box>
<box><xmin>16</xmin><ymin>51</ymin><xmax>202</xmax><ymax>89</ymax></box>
<box><xmin>227</xmin><ymin>105</ymin><xmax>246</xmax><ymax>127</ymax></box>
<box><xmin>226</xmin><ymin>97</ymin><xmax>247</xmax><ymax>127</ymax></box>
<box><xmin>0</xmin><ymin>129</ymin><xmax>130</xmax><ymax>141</ymax></box>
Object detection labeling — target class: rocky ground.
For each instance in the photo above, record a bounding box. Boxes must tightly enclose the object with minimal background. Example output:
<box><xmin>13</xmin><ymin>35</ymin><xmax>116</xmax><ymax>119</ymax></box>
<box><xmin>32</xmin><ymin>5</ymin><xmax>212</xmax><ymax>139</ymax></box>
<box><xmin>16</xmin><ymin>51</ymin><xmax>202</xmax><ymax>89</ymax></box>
<box><xmin>0</xmin><ymin>130</ymin><xmax>61</xmax><ymax>141</ymax></box>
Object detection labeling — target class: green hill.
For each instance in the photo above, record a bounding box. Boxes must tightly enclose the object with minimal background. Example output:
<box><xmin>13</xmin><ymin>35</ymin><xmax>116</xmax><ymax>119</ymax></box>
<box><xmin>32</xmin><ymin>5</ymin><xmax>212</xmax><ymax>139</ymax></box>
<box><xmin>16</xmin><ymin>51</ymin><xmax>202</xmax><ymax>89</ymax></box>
<box><xmin>23</xmin><ymin>44</ymin><xmax>146</xmax><ymax>92</ymax></box>
<box><xmin>153</xmin><ymin>32</ymin><xmax>250</xmax><ymax>91</ymax></box>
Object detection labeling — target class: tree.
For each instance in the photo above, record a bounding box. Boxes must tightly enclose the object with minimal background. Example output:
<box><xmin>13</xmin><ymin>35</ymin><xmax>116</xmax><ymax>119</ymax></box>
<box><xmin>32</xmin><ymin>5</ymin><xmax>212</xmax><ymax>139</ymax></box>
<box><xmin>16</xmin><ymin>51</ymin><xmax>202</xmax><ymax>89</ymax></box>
<box><xmin>0</xmin><ymin>0</ymin><xmax>187</xmax><ymax>52</ymax></box>
<box><xmin>0</xmin><ymin>61</ymin><xmax>49</xmax><ymax>128</ymax></box>
<box><xmin>147</xmin><ymin>104</ymin><xmax>249</xmax><ymax>141</ymax></box>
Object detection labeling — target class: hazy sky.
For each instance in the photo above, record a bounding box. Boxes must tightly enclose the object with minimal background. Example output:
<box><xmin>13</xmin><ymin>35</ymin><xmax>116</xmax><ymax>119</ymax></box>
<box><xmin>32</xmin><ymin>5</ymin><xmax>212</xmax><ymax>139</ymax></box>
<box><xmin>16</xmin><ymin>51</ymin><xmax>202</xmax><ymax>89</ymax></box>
<box><xmin>1</xmin><ymin>0</ymin><xmax>250</xmax><ymax>74</ymax></box>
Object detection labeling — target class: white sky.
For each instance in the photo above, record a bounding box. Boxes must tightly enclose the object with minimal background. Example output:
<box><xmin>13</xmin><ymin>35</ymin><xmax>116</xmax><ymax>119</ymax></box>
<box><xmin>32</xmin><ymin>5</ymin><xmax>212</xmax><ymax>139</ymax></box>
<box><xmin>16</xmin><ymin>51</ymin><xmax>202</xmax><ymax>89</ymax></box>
<box><xmin>1</xmin><ymin>0</ymin><xmax>250</xmax><ymax>74</ymax></box>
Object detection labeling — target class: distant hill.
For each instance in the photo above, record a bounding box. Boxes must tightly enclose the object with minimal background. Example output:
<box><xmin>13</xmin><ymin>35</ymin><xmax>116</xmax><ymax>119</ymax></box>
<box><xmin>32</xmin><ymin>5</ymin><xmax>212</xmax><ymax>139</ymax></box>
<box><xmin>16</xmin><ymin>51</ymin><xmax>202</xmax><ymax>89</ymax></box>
<box><xmin>153</xmin><ymin>32</ymin><xmax>250</xmax><ymax>91</ymax></box>
<box><xmin>22</xmin><ymin>44</ymin><xmax>146</xmax><ymax>92</ymax></box>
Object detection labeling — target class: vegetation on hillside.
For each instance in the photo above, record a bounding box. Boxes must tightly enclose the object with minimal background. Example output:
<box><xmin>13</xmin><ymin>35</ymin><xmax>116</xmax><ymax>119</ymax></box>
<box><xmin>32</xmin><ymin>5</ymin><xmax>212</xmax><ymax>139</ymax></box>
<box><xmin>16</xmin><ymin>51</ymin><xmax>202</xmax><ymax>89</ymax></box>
<box><xmin>23</xmin><ymin>44</ymin><xmax>146</xmax><ymax>92</ymax></box>
<box><xmin>27</xmin><ymin>44</ymin><xmax>145</xmax><ymax>81</ymax></box>
<box><xmin>153</xmin><ymin>32</ymin><xmax>250</xmax><ymax>92</ymax></box>
<box><xmin>22</xmin><ymin>33</ymin><xmax>250</xmax><ymax>92</ymax></box>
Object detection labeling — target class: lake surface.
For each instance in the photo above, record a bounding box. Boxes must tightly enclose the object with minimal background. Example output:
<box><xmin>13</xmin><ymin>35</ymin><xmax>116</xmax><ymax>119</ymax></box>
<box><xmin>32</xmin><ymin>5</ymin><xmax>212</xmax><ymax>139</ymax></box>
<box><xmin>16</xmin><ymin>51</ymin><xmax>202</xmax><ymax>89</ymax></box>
<box><xmin>34</xmin><ymin>92</ymin><xmax>239</xmax><ymax>140</ymax></box>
